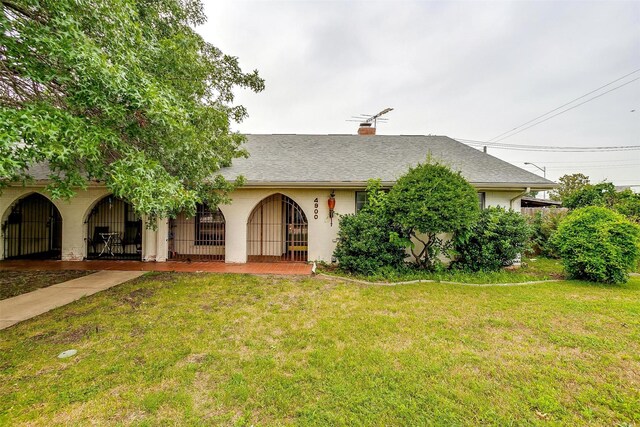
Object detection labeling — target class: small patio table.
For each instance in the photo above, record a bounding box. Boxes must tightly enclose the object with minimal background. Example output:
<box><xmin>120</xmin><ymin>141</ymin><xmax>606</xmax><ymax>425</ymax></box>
<box><xmin>98</xmin><ymin>232</ymin><xmax>120</xmax><ymax>257</ymax></box>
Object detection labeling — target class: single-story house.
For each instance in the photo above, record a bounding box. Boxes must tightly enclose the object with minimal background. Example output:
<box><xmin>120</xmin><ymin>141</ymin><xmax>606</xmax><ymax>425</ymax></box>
<box><xmin>0</xmin><ymin>131</ymin><xmax>555</xmax><ymax>263</ymax></box>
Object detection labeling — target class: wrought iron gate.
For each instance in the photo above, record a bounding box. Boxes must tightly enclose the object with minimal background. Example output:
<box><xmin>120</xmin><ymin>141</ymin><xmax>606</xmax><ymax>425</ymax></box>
<box><xmin>168</xmin><ymin>204</ymin><xmax>225</xmax><ymax>261</ymax></box>
<box><xmin>86</xmin><ymin>195</ymin><xmax>142</xmax><ymax>260</ymax></box>
<box><xmin>2</xmin><ymin>193</ymin><xmax>62</xmax><ymax>260</ymax></box>
<box><xmin>247</xmin><ymin>194</ymin><xmax>308</xmax><ymax>262</ymax></box>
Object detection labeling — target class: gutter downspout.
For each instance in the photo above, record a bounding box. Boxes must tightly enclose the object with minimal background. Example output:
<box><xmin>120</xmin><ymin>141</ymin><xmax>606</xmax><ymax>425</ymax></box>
<box><xmin>510</xmin><ymin>187</ymin><xmax>530</xmax><ymax>210</ymax></box>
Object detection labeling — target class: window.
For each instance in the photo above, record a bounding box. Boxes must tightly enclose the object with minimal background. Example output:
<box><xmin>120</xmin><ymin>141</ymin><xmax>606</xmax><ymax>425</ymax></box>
<box><xmin>195</xmin><ymin>204</ymin><xmax>225</xmax><ymax>246</ymax></box>
<box><xmin>355</xmin><ymin>191</ymin><xmax>368</xmax><ymax>213</ymax></box>
<box><xmin>478</xmin><ymin>192</ymin><xmax>486</xmax><ymax>210</ymax></box>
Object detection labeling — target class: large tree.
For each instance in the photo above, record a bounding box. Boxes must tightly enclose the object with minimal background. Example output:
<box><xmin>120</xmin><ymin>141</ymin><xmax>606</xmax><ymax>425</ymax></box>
<box><xmin>549</xmin><ymin>173</ymin><xmax>590</xmax><ymax>203</ymax></box>
<box><xmin>0</xmin><ymin>0</ymin><xmax>264</xmax><ymax>219</ymax></box>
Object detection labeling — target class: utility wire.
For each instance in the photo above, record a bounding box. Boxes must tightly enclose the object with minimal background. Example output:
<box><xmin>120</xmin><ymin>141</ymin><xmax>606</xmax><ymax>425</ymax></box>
<box><xmin>487</xmin><ymin>68</ymin><xmax>640</xmax><ymax>142</ymax></box>
<box><xmin>491</xmin><ymin>76</ymin><xmax>640</xmax><ymax>142</ymax></box>
<box><xmin>456</xmin><ymin>138</ymin><xmax>640</xmax><ymax>152</ymax></box>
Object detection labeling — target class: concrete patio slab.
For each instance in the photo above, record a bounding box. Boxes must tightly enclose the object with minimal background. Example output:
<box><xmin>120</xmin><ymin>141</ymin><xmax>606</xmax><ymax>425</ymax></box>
<box><xmin>0</xmin><ymin>270</ymin><xmax>145</xmax><ymax>330</ymax></box>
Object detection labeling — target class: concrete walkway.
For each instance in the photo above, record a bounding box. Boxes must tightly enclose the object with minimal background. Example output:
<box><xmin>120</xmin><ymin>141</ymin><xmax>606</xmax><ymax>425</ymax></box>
<box><xmin>0</xmin><ymin>270</ymin><xmax>145</xmax><ymax>330</ymax></box>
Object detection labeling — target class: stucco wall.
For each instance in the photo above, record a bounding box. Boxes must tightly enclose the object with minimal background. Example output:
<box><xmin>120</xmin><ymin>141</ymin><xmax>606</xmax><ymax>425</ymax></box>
<box><xmin>0</xmin><ymin>186</ymin><xmax>163</xmax><ymax>261</ymax></box>
<box><xmin>0</xmin><ymin>185</ymin><xmax>524</xmax><ymax>263</ymax></box>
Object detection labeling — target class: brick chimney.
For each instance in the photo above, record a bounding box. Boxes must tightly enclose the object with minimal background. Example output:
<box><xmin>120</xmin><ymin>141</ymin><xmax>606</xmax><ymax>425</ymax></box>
<box><xmin>357</xmin><ymin>122</ymin><xmax>375</xmax><ymax>135</ymax></box>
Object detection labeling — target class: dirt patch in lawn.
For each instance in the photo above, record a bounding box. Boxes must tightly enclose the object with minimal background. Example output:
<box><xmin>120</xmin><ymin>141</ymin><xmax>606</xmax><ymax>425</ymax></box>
<box><xmin>0</xmin><ymin>270</ymin><xmax>97</xmax><ymax>300</ymax></box>
<box><xmin>121</xmin><ymin>287</ymin><xmax>156</xmax><ymax>308</ymax></box>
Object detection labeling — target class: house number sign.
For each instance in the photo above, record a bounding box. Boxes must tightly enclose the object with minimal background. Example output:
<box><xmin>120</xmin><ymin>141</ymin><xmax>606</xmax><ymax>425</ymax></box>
<box><xmin>313</xmin><ymin>198</ymin><xmax>319</xmax><ymax>219</ymax></box>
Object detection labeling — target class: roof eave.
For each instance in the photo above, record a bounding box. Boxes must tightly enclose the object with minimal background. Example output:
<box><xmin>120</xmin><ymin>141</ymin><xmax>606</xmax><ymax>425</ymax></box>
<box><xmin>239</xmin><ymin>180</ymin><xmax>558</xmax><ymax>190</ymax></box>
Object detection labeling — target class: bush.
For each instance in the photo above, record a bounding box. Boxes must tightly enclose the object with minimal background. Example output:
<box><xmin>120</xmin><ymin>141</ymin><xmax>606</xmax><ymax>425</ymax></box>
<box><xmin>386</xmin><ymin>160</ymin><xmax>480</xmax><ymax>269</ymax></box>
<box><xmin>527</xmin><ymin>209</ymin><xmax>568</xmax><ymax>258</ymax></box>
<box><xmin>333</xmin><ymin>181</ymin><xmax>407</xmax><ymax>275</ymax></box>
<box><xmin>453</xmin><ymin>207</ymin><xmax>531</xmax><ymax>272</ymax></box>
<box><xmin>551</xmin><ymin>206</ymin><xmax>640</xmax><ymax>284</ymax></box>
<box><xmin>614</xmin><ymin>189</ymin><xmax>640</xmax><ymax>223</ymax></box>
<box><xmin>563</xmin><ymin>182</ymin><xmax>616</xmax><ymax>210</ymax></box>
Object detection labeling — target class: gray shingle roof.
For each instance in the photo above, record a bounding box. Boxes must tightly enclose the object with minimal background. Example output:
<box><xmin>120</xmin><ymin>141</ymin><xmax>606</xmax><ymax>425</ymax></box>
<box><xmin>220</xmin><ymin>134</ymin><xmax>555</xmax><ymax>188</ymax></box>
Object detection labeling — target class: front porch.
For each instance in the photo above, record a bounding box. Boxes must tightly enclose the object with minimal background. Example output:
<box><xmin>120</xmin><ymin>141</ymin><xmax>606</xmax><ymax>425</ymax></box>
<box><xmin>0</xmin><ymin>259</ymin><xmax>313</xmax><ymax>275</ymax></box>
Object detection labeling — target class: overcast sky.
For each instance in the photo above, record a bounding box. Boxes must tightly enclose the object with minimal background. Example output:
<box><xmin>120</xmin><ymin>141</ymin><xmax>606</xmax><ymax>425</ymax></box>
<box><xmin>198</xmin><ymin>0</ymin><xmax>639</xmax><ymax>187</ymax></box>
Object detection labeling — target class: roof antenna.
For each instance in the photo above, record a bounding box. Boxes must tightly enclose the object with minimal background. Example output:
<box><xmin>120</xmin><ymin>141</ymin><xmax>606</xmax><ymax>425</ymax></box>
<box><xmin>347</xmin><ymin>108</ymin><xmax>393</xmax><ymax>135</ymax></box>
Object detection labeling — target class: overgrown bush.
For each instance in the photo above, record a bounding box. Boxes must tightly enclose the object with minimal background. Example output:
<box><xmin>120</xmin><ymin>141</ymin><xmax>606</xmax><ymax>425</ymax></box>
<box><xmin>386</xmin><ymin>160</ymin><xmax>480</xmax><ymax>269</ymax></box>
<box><xmin>452</xmin><ymin>207</ymin><xmax>531</xmax><ymax>272</ymax></box>
<box><xmin>551</xmin><ymin>206</ymin><xmax>640</xmax><ymax>284</ymax></box>
<box><xmin>333</xmin><ymin>181</ymin><xmax>407</xmax><ymax>275</ymax></box>
<box><xmin>527</xmin><ymin>209</ymin><xmax>568</xmax><ymax>258</ymax></box>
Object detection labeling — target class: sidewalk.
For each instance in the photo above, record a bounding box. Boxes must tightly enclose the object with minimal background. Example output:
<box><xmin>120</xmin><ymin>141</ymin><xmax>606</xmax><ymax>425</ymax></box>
<box><xmin>0</xmin><ymin>270</ymin><xmax>145</xmax><ymax>330</ymax></box>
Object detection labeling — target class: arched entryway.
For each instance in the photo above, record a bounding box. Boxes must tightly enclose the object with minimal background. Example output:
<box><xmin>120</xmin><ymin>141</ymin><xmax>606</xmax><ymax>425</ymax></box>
<box><xmin>85</xmin><ymin>195</ymin><xmax>142</xmax><ymax>260</ymax></box>
<box><xmin>168</xmin><ymin>203</ymin><xmax>225</xmax><ymax>261</ymax></box>
<box><xmin>2</xmin><ymin>193</ymin><xmax>62</xmax><ymax>260</ymax></box>
<box><xmin>247</xmin><ymin>194</ymin><xmax>308</xmax><ymax>262</ymax></box>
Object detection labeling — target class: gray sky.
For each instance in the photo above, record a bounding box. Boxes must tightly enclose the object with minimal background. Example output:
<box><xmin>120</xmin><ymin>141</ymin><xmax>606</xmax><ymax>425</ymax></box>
<box><xmin>198</xmin><ymin>0</ymin><xmax>640</xmax><ymax>186</ymax></box>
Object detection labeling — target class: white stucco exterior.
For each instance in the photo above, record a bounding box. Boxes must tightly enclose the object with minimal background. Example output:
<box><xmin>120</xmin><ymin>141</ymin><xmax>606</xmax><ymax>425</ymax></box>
<box><xmin>0</xmin><ymin>184</ymin><xmax>525</xmax><ymax>263</ymax></box>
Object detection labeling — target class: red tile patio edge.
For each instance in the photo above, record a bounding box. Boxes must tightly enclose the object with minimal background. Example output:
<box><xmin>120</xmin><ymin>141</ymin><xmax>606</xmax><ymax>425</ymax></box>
<box><xmin>0</xmin><ymin>260</ymin><xmax>313</xmax><ymax>276</ymax></box>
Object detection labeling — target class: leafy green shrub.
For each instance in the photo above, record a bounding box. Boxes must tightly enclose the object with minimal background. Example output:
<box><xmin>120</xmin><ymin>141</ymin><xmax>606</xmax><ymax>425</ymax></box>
<box><xmin>386</xmin><ymin>160</ymin><xmax>480</xmax><ymax>269</ymax></box>
<box><xmin>614</xmin><ymin>189</ymin><xmax>640</xmax><ymax>223</ymax></box>
<box><xmin>527</xmin><ymin>209</ymin><xmax>568</xmax><ymax>258</ymax></box>
<box><xmin>452</xmin><ymin>207</ymin><xmax>531</xmax><ymax>272</ymax></box>
<box><xmin>563</xmin><ymin>182</ymin><xmax>616</xmax><ymax>210</ymax></box>
<box><xmin>551</xmin><ymin>206</ymin><xmax>640</xmax><ymax>284</ymax></box>
<box><xmin>333</xmin><ymin>181</ymin><xmax>407</xmax><ymax>275</ymax></box>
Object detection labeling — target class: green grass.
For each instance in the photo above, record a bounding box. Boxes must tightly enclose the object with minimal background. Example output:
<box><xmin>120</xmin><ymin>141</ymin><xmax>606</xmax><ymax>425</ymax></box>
<box><xmin>1</xmin><ymin>272</ymin><xmax>639</xmax><ymax>425</ymax></box>
<box><xmin>321</xmin><ymin>257</ymin><xmax>566</xmax><ymax>284</ymax></box>
<box><xmin>0</xmin><ymin>270</ymin><xmax>96</xmax><ymax>300</ymax></box>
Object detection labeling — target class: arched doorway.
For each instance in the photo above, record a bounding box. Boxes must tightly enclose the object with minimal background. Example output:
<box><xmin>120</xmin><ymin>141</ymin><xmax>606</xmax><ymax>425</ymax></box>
<box><xmin>2</xmin><ymin>193</ymin><xmax>62</xmax><ymax>260</ymax></box>
<box><xmin>85</xmin><ymin>195</ymin><xmax>142</xmax><ymax>260</ymax></box>
<box><xmin>168</xmin><ymin>203</ymin><xmax>226</xmax><ymax>261</ymax></box>
<box><xmin>247</xmin><ymin>194</ymin><xmax>308</xmax><ymax>262</ymax></box>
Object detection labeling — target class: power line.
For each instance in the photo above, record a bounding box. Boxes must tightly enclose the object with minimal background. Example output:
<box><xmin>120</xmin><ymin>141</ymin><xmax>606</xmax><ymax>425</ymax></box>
<box><xmin>529</xmin><ymin>158</ymin><xmax>639</xmax><ymax>164</ymax></box>
<box><xmin>544</xmin><ymin>164</ymin><xmax>639</xmax><ymax>170</ymax></box>
<box><xmin>456</xmin><ymin>138</ymin><xmax>640</xmax><ymax>152</ymax></box>
<box><xmin>491</xmin><ymin>76</ymin><xmax>640</xmax><ymax>142</ymax></box>
<box><xmin>487</xmin><ymin>68</ymin><xmax>640</xmax><ymax>142</ymax></box>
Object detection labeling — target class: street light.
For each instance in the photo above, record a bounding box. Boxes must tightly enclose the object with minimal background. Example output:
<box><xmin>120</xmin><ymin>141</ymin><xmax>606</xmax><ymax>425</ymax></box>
<box><xmin>524</xmin><ymin>162</ymin><xmax>547</xmax><ymax>199</ymax></box>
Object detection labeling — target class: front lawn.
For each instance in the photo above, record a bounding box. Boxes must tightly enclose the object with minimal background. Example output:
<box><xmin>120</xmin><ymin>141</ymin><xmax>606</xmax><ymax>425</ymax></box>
<box><xmin>0</xmin><ymin>270</ymin><xmax>96</xmax><ymax>300</ymax></box>
<box><xmin>1</xmin><ymin>273</ymin><xmax>639</xmax><ymax>425</ymax></box>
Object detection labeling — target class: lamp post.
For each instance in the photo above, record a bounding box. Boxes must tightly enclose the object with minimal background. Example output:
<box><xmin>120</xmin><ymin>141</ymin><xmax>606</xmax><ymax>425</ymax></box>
<box><xmin>524</xmin><ymin>162</ymin><xmax>547</xmax><ymax>199</ymax></box>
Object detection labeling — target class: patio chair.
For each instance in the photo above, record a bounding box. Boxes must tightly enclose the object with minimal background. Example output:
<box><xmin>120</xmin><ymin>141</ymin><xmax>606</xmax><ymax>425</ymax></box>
<box><xmin>88</xmin><ymin>226</ymin><xmax>109</xmax><ymax>255</ymax></box>
<box><xmin>120</xmin><ymin>220</ymin><xmax>142</xmax><ymax>254</ymax></box>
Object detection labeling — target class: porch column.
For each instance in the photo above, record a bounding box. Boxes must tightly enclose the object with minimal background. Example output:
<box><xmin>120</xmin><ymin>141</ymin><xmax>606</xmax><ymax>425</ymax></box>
<box><xmin>222</xmin><ymin>205</ymin><xmax>247</xmax><ymax>263</ymax></box>
<box><xmin>58</xmin><ymin>202</ymin><xmax>86</xmax><ymax>261</ymax></box>
<box><xmin>142</xmin><ymin>216</ymin><xmax>157</xmax><ymax>261</ymax></box>
<box><xmin>155</xmin><ymin>218</ymin><xmax>169</xmax><ymax>262</ymax></box>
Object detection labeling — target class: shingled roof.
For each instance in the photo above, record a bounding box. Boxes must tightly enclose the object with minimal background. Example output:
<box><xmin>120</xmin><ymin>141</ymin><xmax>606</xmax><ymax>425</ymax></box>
<box><xmin>220</xmin><ymin>134</ymin><xmax>555</xmax><ymax>188</ymax></box>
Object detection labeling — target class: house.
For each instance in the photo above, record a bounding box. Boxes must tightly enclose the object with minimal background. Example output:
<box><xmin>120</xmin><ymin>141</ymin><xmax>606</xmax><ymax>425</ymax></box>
<box><xmin>0</xmin><ymin>132</ymin><xmax>555</xmax><ymax>264</ymax></box>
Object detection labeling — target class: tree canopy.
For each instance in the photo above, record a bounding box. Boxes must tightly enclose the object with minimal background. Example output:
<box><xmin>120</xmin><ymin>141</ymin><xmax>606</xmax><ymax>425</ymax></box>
<box><xmin>563</xmin><ymin>182</ymin><xmax>616</xmax><ymax>210</ymax></box>
<box><xmin>0</xmin><ymin>0</ymin><xmax>264</xmax><ymax>219</ymax></box>
<box><xmin>549</xmin><ymin>173</ymin><xmax>590</xmax><ymax>203</ymax></box>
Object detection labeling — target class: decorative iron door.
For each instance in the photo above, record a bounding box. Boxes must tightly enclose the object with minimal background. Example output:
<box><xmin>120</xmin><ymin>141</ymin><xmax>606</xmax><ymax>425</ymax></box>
<box><xmin>247</xmin><ymin>194</ymin><xmax>308</xmax><ymax>262</ymax></box>
<box><xmin>168</xmin><ymin>204</ymin><xmax>225</xmax><ymax>261</ymax></box>
<box><xmin>2</xmin><ymin>194</ymin><xmax>62</xmax><ymax>259</ymax></box>
<box><xmin>85</xmin><ymin>196</ymin><xmax>142</xmax><ymax>260</ymax></box>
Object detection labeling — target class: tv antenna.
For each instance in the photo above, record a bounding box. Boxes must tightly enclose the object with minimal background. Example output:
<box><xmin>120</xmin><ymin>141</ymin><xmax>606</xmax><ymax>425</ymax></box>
<box><xmin>347</xmin><ymin>107</ymin><xmax>394</xmax><ymax>128</ymax></box>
